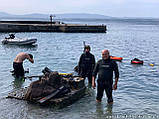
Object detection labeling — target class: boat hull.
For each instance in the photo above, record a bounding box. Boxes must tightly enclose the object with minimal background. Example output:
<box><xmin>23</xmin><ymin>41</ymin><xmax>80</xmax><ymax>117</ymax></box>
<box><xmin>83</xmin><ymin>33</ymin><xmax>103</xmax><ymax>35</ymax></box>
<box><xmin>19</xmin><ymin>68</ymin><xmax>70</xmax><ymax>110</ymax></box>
<box><xmin>2</xmin><ymin>38</ymin><xmax>37</xmax><ymax>45</ymax></box>
<box><xmin>131</xmin><ymin>60</ymin><xmax>143</xmax><ymax>64</ymax></box>
<box><xmin>7</xmin><ymin>86</ymin><xmax>86</xmax><ymax>107</ymax></box>
<box><xmin>7</xmin><ymin>77</ymin><xmax>86</xmax><ymax>108</ymax></box>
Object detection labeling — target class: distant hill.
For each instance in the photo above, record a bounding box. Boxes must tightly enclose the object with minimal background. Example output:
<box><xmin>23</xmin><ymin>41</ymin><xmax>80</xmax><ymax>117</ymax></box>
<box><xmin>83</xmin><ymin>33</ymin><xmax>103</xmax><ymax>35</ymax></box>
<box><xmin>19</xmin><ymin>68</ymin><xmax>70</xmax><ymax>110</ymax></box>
<box><xmin>0</xmin><ymin>12</ymin><xmax>12</xmax><ymax>17</ymax></box>
<box><xmin>55</xmin><ymin>13</ymin><xmax>113</xmax><ymax>19</ymax></box>
<box><xmin>0</xmin><ymin>12</ymin><xmax>113</xmax><ymax>20</ymax></box>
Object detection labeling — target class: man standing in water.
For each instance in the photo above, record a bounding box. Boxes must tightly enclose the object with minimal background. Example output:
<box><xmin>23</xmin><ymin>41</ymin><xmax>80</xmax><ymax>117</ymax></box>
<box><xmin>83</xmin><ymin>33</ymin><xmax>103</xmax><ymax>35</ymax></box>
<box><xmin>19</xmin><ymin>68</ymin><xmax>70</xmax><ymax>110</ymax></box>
<box><xmin>13</xmin><ymin>52</ymin><xmax>34</xmax><ymax>78</ymax></box>
<box><xmin>92</xmin><ymin>50</ymin><xmax>119</xmax><ymax>104</ymax></box>
<box><xmin>78</xmin><ymin>45</ymin><xmax>95</xmax><ymax>84</ymax></box>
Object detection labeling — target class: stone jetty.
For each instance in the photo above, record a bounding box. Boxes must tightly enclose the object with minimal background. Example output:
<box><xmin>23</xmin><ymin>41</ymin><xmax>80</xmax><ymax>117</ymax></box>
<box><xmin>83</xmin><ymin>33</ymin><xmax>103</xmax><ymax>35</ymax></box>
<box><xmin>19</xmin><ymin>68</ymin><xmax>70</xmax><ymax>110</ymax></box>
<box><xmin>0</xmin><ymin>21</ymin><xmax>106</xmax><ymax>33</ymax></box>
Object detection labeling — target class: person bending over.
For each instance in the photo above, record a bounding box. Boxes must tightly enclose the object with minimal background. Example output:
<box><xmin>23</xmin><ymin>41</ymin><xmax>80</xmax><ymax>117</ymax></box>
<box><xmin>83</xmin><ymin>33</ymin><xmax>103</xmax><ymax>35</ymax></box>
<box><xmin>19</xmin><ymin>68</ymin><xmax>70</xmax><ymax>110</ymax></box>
<box><xmin>13</xmin><ymin>52</ymin><xmax>34</xmax><ymax>78</ymax></box>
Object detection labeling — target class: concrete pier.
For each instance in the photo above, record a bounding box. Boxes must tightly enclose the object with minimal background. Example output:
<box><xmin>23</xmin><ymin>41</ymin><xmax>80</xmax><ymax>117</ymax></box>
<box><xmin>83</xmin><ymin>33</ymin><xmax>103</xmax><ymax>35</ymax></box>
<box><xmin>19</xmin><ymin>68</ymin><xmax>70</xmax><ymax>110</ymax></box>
<box><xmin>0</xmin><ymin>21</ymin><xmax>106</xmax><ymax>33</ymax></box>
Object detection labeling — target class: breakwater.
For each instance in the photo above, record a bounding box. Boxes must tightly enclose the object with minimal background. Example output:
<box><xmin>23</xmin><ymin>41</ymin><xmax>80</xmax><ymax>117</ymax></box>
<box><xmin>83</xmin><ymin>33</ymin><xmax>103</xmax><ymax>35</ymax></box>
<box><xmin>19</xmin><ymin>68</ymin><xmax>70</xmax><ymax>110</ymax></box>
<box><xmin>0</xmin><ymin>21</ymin><xmax>106</xmax><ymax>33</ymax></box>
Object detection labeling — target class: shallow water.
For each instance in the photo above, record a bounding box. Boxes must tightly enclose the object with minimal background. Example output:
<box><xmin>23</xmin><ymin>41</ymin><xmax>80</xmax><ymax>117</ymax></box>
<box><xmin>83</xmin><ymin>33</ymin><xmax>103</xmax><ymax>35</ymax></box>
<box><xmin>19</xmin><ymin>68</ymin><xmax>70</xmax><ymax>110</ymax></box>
<box><xmin>0</xmin><ymin>19</ymin><xmax>159</xmax><ymax>119</ymax></box>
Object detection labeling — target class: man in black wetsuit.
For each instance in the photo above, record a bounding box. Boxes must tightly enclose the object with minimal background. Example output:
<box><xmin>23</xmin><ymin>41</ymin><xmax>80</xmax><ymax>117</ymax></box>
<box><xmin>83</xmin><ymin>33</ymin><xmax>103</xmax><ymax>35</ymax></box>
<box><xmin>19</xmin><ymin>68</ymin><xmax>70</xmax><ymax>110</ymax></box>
<box><xmin>92</xmin><ymin>49</ymin><xmax>119</xmax><ymax>104</ymax></box>
<box><xmin>78</xmin><ymin>45</ymin><xmax>95</xmax><ymax>84</ymax></box>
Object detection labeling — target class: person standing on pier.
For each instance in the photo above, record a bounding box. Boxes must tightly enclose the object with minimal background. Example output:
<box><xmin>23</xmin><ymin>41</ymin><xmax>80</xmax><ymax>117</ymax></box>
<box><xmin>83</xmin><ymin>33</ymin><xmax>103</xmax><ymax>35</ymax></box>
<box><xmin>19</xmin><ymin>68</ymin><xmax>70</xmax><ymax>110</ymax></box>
<box><xmin>78</xmin><ymin>45</ymin><xmax>95</xmax><ymax>84</ymax></box>
<box><xmin>13</xmin><ymin>52</ymin><xmax>34</xmax><ymax>78</ymax></box>
<box><xmin>92</xmin><ymin>50</ymin><xmax>119</xmax><ymax>104</ymax></box>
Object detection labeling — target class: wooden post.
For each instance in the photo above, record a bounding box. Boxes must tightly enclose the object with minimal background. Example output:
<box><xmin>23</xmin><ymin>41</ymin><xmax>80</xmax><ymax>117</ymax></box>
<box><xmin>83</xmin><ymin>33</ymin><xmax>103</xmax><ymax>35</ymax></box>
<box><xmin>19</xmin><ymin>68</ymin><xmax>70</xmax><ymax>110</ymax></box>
<box><xmin>50</xmin><ymin>14</ymin><xmax>56</xmax><ymax>26</ymax></box>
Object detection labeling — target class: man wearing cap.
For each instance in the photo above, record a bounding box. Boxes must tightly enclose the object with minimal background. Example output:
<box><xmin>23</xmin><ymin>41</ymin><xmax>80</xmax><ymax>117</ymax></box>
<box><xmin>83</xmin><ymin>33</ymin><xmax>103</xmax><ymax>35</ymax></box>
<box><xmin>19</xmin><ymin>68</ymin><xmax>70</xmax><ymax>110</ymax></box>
<box><xmin>78</xmin><ymin>45</ymin><xmax>95</xmax><ymax>84</ymax></box>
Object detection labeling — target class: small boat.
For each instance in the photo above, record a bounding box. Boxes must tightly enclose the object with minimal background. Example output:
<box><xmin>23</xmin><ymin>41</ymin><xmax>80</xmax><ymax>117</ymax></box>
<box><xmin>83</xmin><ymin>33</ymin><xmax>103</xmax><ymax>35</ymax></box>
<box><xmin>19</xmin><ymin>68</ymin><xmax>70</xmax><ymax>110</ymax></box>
<box><xmin>2</xmin><ymin>34</ymin><xmax>37</xmax><ymax>45</ymax></box>
<box><xmin>131</xmin><ymin>58</ymin><xmax>143</xmax><ymax>64</ymax></box>
<box><xmin>110</xmin><ymin>56</ymin><xmax>123</xmax><ymax>61</ymax></box>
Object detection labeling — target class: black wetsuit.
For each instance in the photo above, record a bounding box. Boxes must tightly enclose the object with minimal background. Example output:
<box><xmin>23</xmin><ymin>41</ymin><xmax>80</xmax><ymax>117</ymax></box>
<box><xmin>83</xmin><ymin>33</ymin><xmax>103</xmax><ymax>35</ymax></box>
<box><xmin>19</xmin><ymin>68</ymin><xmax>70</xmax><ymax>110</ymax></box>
<box><xmin>13</xmin><ymin>62</ymin><xmax>24</xmax><ymax>78</ymax></box>
<box><xmin>92</xmin><ymin>58</ymin><xmax>119</xmax><ymax>103</ymax></box>
<box><xmin>78</xmin><ymin>52</ymin><xmax>95</xmax><ymax>83</ymax></box>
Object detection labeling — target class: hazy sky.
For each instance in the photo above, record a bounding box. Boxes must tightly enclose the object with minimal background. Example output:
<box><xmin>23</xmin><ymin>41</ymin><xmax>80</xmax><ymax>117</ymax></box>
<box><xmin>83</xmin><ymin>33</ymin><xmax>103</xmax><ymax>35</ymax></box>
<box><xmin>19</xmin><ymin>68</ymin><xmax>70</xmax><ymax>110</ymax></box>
<box><xmin>0</xmin><ymin>0</ymin><xmax>159</xmax><ymax>17</ymax></box>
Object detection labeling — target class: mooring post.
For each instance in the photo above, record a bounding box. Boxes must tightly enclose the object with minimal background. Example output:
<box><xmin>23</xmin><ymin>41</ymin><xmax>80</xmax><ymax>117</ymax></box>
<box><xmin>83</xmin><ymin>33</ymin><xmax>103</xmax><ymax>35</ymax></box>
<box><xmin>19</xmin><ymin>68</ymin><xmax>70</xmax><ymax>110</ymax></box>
<box><xmin>50</xmin><ymin>14</ymin><xmax>53</xmax><ymax>26</ymax></box>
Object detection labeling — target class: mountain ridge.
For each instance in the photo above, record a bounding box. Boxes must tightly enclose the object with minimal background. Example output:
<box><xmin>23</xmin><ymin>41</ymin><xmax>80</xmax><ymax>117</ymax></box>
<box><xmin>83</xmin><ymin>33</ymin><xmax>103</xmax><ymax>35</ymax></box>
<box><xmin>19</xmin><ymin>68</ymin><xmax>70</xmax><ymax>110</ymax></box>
<box><xmin>0</xmin><ymin>12</ymin><xmax>113</xmax><ymax>19</ymax></box>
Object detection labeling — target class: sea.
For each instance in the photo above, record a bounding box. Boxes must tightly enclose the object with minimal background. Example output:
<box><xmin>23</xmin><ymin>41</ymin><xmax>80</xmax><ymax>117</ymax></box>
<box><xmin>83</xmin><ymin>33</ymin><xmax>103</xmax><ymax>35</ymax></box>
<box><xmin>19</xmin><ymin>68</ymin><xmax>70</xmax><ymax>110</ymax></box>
<box><xmin>0</xmin><ymin>18</ymin><xmax>159</xmax><ymax>119</ymax></box>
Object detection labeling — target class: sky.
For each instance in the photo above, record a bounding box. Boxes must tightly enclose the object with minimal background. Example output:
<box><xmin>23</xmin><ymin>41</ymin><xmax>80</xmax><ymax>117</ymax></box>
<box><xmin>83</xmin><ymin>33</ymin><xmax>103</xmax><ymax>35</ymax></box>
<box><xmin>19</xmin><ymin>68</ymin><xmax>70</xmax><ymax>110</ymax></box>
<box><xmin>0</xmin><ymin>0</ymin><xmax>159</xmax><ymax>18</ymax></box>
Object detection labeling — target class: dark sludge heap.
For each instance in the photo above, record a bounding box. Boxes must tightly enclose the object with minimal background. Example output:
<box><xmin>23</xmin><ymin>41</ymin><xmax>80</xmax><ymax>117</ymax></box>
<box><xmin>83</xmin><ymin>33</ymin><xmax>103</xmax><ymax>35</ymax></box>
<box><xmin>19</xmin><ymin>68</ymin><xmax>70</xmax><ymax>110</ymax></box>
<box><xmin>7</xmin><ymin>67</ymin><xmax>86</xmax><ymax>107</ymax></box>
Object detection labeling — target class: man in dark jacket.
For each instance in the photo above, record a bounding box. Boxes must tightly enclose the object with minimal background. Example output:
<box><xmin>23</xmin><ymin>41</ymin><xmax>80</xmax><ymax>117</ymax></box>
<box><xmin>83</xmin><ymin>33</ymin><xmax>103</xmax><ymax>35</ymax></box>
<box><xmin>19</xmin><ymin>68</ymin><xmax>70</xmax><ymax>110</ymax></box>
<box><xmin>78</xmin><ymin>45</ymin><xmax>95</xmax><ymax>84</ymax></box>
<box><xmin>92</xmin><ymin>49</ymin><xmax>119</xmax><ymax>104</ymax></box>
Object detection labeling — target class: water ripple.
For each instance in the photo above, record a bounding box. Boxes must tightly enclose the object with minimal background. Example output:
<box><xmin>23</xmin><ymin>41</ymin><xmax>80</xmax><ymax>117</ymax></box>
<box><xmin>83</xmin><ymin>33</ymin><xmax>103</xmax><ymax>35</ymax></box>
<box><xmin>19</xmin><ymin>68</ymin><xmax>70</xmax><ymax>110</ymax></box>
<box><xmin>0</xmin><ymin>19</ymin><xmax>159</xmax><ymax>118</ymax></box>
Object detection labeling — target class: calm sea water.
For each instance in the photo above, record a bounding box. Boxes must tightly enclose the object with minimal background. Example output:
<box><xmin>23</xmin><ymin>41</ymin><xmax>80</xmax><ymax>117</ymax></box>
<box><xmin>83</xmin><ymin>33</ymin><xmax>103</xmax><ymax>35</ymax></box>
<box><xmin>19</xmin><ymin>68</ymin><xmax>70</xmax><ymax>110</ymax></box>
<box><xmin>0</xmin><ymin>18</ymin><xmax>159</xmax><ymax>119</ymax></box>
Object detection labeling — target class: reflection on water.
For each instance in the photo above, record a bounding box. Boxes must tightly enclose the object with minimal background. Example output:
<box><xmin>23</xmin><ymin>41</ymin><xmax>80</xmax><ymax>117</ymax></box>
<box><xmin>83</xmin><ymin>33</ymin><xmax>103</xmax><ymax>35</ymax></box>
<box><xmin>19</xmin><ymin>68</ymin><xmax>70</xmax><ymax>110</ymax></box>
<box><xmin>2</xmin><ymin>44</ymin><xmax>38</xmax><ymax>51</ymax></box>
<box><xmin>95</xmin><ymin>103</ymin><xmax>113</xmax><ymax>119</ymax></box>
<box><xmin>12</xmin><ymin>78</ymin><xmax>25</xmax><ymax>89</ymax></box>
<box><xmin>0</xmin><ymin>19</ymin><xmax>159</xmax><ymax>119</ymax></box>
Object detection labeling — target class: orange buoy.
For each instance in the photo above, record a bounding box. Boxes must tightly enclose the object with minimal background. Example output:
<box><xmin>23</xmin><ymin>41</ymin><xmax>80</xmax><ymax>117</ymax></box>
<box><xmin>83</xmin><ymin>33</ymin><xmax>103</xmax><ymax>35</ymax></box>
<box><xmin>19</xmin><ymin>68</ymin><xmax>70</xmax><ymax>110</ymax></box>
<box><xmin>110</xmin><ymin>56</ymin><xmax>123</xmax><ymax>61</ymax></box>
